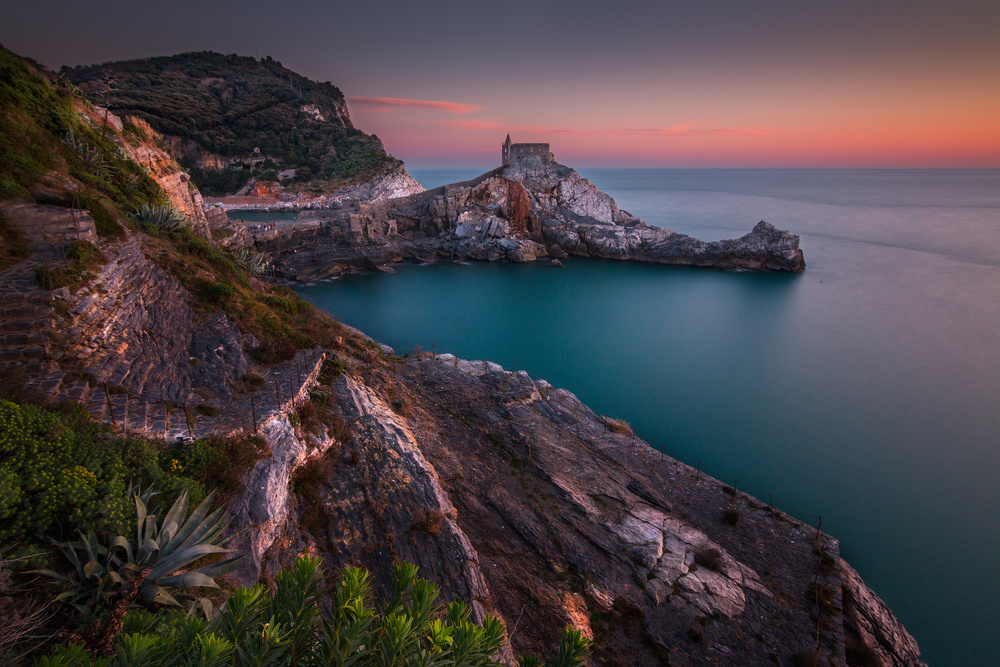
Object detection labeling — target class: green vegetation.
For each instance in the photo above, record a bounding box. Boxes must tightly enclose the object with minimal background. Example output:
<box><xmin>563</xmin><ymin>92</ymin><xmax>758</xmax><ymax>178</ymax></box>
<box><xmin>0</xmin><ymin>46</ymin><xmax>163</xmax><ymax>237</ymax></box>
<box><xmin>138</xmin><ymin>223</ymin><xmax>344</xmax><ymax>363</ymax></box>
<box><xmin>132</xmin><ymin>203</ymin><xmax>186</xmax><ymax>232</ymax></box>
<box><xmin>62</xmin><ymin>52</ymin><xmax>401</xmax><ymax>196</ymax></box>
<box><xmin>40</xmin><ymin>486</ymin><xmax>240</xmax><ymax>615</ymax></box>
<box><xmin>0</xmin><ymin>400</ymin><xmax>203</xmax><ymax>543</ymax></box>
<box><xmin>35</xmin><ymin>240</ymin><xmax>104</xmax><ymax>292</ymax></box>
<box><xmin>38</xmin><ymin>558</ymin><xmax>590</xmax><ymax>667</ymax></box>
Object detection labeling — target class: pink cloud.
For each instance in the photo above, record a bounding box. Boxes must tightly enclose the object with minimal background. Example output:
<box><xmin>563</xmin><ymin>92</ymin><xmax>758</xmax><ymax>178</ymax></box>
<box><xmin>441</xmin><ymin>119</ymin><xmax>792</xmax><ymax>138</ymax></box>
<box><xmin>348</xmin><ymin>96</ymin><xmax>485</xmax><ymax>114</ymax></box>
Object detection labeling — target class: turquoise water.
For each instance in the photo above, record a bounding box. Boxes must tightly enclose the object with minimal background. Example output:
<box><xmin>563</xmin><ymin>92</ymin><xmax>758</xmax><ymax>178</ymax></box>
<box><xmin>225</xmin><ymin>210</ymin><xmax>299</xmax><ymax>223</ymax></box>
<box><xmin>296</xmin><ymin>168</ymin><xmax>1000</xmax><ymax>666</ymax></box>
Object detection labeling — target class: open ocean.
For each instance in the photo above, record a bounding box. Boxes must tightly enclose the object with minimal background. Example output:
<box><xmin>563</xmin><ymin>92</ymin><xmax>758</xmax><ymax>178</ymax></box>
<box><xmin>295</xmin><ymin>167</ymin><xmax>1000</xmax><ymax>666</ymax></box>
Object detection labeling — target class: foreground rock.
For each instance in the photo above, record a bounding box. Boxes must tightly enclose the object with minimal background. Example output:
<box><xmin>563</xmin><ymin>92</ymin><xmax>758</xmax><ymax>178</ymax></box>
<box><xmin>230</xmin><ymin>352</ymin><xmax>922</xmax><ymax>666</ymax></box>
<box><xmin>223</xmin><ymin>160</ymin><xmax>804</xmax><ymax>279</ymax></box>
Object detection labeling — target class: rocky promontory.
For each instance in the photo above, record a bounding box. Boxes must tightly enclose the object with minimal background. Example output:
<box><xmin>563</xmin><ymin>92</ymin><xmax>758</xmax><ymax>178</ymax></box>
<box><xmin>226</xmin><ymin>159</ymin><xmax>805</xmax><ymax>279</ymax></box>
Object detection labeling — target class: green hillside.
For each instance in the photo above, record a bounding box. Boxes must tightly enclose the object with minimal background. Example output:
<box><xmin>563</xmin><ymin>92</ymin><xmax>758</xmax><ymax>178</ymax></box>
<box><xmin>63</xmin><ymin>52</ymin><xmax>400</xmax><ymax>195</ymax></box>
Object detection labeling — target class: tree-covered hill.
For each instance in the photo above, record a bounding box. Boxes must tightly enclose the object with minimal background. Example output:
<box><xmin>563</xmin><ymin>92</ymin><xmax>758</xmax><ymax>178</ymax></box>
<box><xmin>63</xmin><ymin>52</ymin><xmax>400</xmax><ymax>195</ymax></box>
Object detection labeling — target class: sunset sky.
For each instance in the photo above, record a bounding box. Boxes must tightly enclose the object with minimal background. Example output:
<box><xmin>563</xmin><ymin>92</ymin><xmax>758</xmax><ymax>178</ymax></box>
<box><xmin>3</xmin><ymin>0</ymin><xmax>999</xmax><ymax>168</ymax></box>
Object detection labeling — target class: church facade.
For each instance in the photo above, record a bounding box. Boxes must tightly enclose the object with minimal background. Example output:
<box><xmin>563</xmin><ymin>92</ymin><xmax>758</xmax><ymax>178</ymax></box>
<box><xmin>502</xmin><ymin>134</ymin><xmax>554</xmax><ymax>166</ymax></box>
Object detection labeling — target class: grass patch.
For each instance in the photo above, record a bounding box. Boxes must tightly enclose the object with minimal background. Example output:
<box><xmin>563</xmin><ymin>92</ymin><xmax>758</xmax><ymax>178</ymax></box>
<box><xmin>408</xmin><ymin>509</ymin><xmax>444</xmax><ymax>535</ymax></box>
<box><xmin>601</xmin><ymin>416</ymin><xmax>633</xmax><ymax>436</ymax></box>
<box><xmin>34</xmin><ymin>240</ymin><xmax>104</xmax><ymax>292</ymax></box>
<box><xmin>232</xmin><ymin>372</ymin><xmax>265</xmax><ymax>394</ymax></box>
<box><xmin>693</xmin><ymin>548</ymin><xmax>722</xmax><ymax>572</ymax></box>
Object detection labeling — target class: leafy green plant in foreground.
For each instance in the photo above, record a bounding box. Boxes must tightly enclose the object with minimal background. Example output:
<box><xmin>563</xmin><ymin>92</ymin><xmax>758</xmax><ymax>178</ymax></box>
<box><xmin>38</xmin><ymin>557</ymin><xmax>590</xmax><ymax>667</ymax></box>
<box><xmin>37</xmin><ymin>485</ymin><xmax>241</xmax><ymax>616</ymax></box>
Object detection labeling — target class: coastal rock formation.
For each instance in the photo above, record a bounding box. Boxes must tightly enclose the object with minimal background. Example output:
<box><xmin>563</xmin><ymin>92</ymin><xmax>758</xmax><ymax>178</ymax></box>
<box><xmin>51</xmin><ymin>239</ymin><xmax>254</xmax><ymax>406</ymax></box>
<box><xmin>235</xmin><ymin>160</ymin><xmax>804</xmax><ymax>279</ymax></box>
<box><xmin>223</xmin><ymin>350</ymin><xmax>921</xmax><ymax>665</ymax></box>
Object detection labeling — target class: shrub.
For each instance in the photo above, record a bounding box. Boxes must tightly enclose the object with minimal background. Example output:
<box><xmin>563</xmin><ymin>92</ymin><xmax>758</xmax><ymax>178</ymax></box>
<box><xmin>409</xmin><ymin>509</ymin><xmax>444</xmax><ymax>535</ymax></box>
<box><xmin>722</xmin><ymin>508</ymin><xmax>741</xmax><ymax>526</ymax></box>
<box><xmin>43</xmin><ymin>486</ymin><xmax>240</xmax><ymax>607</ymax></box>
<box><xmin>0</xmin><ymin>400</ymin><xmax>203</xmax><ymax>543</ymax></box>
<box><xmin>693</xmin><ymin>548</ymin><xmax>722</xmax><ymax>572</ymax></box>
<box><xmin>601</xmin><ymin>416</ymin><xmax>633</xmax><ymax>436</ymax></box>
<box><xmin>133</xmin><ymin>203</ymin><xmax>186</xmax><ymax>232</ymax></box>
<box><xmin>38</xmin><ymin>557</ymin><xmax>591</xmax><ymax>667</ymax></box>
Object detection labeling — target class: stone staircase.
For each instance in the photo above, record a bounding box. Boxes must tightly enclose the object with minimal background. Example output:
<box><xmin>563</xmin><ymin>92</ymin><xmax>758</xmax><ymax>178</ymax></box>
<box><xmin>0</xmin><ymin>249</ymin><xmax>65</xmax><ymax>402</ymax></box>
<box><xmin>77</xmin><ymin>348</ymin><xmax>326</xmax><ymax>441</ymax></box>
<box><xmin>0</xmin><ymin>201</ymin><xmax>97</xmax><ymax>247</ymax></box>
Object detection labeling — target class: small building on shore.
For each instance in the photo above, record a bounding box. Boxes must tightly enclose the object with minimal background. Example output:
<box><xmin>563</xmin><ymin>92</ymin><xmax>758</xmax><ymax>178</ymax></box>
<box><xmin>502</xmin><ymin>134</ymin><xmax>554</xmax><ymax>166</ymax></box>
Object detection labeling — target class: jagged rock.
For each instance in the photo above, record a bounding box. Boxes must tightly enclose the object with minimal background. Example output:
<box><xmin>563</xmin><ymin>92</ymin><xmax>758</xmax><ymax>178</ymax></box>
<box><xmin>228</xmin><ymin>415</ymin><xmax>309</xmax><ymax>584</ymax></box>
<box><xmin>242</xmin><ymin>160</ymin><xmax>803</xmax><ymax>278</ymax></box>
<box><xmin>53</xmin><ymin>240</ymin><xmax>254</xmax><ymax>405</ymax></box>
<box><xmin>841</xmin><ymin>559</ymin><xmax>928</xmax><ymax>667</ymax></box>
<box><xmin>549</xmin><ymin>259</ymin><xmax>563</xmax><ymax>268</ymax></box>
<box><xmin>238</xmin><ymin>354</ymin><xmax>921</xmax><ymax>664</ymax></box>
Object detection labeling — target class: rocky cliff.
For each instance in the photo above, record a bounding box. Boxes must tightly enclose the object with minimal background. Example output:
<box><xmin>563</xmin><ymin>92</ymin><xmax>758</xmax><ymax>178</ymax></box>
<box><xmin>1</xmin><ymin>44</ymin><xmax>922</xmax><ymax>667</ymax></box>
<box><xmin>225</xmin><ymin>349</ymin><xmax>924</xmax><ymax>666</ymax></box>
<box><xmin>63</xmin><ymin>52</ymin><xmax>404</xmax><ymax>197</ymax></box>
<box><xmin>233</xmin><ymin>160</ymin><xmax>805</xmax><ymax>279</ymax></box>
<box><xmin>219</xmin><ymin>164</ymin><xmax>425</xmax><ymax>211</ymax></box>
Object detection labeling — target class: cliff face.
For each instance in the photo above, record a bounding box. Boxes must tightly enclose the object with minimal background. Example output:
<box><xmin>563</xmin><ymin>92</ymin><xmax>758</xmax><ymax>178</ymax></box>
<box><xmin>221</xmin><ymin>164</ymin><xmax>425</xmax><ymax>211</ymax></box>
<box><xmin>225</xmin><ymin>350</ymin><xmax>924</xmax><ymax>666</ymax></box>
<box><xmin>63</xmin><ymin>52</ymin><xmax>402</xmax><ymax>196</ymax></box>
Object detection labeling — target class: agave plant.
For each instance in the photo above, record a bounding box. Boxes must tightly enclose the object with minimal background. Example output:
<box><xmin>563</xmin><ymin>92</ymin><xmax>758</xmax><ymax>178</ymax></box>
<box><xmin>37</xmin><ymin>486</ymin><xmax>242</xmax><ymax>616</ymax></box>
<box><xmin>133</xmin><ymin>204</ymin><xmax>188</xmax><ymax>232</ymax></box>
<box><xmin>64</xmin><ymin>129</ymin><xmax>114</xmax><ymax>174</ymax></box>
<box><xmin>235</xmin><ymin>249</ymin><xmax>271</xmax><ymax>275</ymax></box>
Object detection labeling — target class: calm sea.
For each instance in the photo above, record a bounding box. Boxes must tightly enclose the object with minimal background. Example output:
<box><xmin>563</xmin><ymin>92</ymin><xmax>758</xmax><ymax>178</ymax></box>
<box><xmin>295</xmin><ymin>168</ymin><xmax>1000</xmax><ymax>666</ymax></box>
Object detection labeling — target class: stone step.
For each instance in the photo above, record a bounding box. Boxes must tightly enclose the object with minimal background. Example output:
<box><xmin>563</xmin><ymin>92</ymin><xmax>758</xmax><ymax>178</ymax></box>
<box><xmin>147</xmin><ymin>403</ymin><xmax>168</xmax><ymax>438</ymax></box>
<box><xmin>0</xmin><ymin>346</ymin><xmax>47</xmax><ymax>363</ymax></box>
<box><xmin>125</xmin><ymin>399</ymin><xmax>149</xmax><ymax>434</ymax></box>
<box><xmin>0</xmin><ymin>317</ymin><xmax>53</xmax><ymax>334</ymax></box>
<box><xmin>0</xmin><ymin>291</ymin><xmax>53</xmax><ymax>307</ymax></box>
<box><xmin>20</xmin><ymin>370</ymin><xmax>65</xmax><ymax>401</ymax></box>
<box><xmin>87</xmin><ymin>391</ymin><xmax>107</xmax><ymax>420</ymax></box>
<box><xmin>0</xmin><ymin>304</ymin><xmax>55</xmax><ymax>321</ymax></box>
<box><xmin>0</xmin><ymin>359</ymin><xmax>58</xmax><ymax>375</ymax></box>
<box><xmin>0</xmin><ymin>331</ymin><xmax>45</xmax><ymax>348</ymax></box>
<box><xmin>59</xmin><ymin>380</ymin><xmax>92</xmax><ymax>404</ymax></box>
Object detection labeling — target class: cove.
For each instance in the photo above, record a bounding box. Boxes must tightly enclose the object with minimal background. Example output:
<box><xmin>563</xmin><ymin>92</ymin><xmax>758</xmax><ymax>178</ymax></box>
<box><xmin>295</xmin><ymin>169</ymin><xmax>1000</xmax><ymax>666</ymax></box>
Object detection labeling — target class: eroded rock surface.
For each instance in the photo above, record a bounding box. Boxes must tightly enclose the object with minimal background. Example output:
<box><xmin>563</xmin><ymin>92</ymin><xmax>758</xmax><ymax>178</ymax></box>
<box><xmin>226</xmin><ymin>353</ymin><xmax>924</xmax><ymax>666</ymax></box>
<box><xmin>234</xmin><ymin>160</ymin><xmax>804</xmax><ymax>279</ymax></box>
<box><xmin>52</xmin><ymin>240</ymin><xmax>253</xmax><ymax>405</ymax></box>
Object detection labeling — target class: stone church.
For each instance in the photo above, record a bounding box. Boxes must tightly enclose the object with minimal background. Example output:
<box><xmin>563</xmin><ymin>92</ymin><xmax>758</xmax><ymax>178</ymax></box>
<box><xmin>502</xmin><ymin>134</ymin><xmax>554</xmax><ymax>166</ymax></box>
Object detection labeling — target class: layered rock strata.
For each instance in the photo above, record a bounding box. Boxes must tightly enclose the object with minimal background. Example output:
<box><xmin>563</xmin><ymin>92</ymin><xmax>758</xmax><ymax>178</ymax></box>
<box><xmin>230</xmin><ymin>161</ymin><xmax>804</xmax><ymax>279</ymax></box>
<box><xmin>229</xmin><ymin>351</ymin><xmax>923</xmax><ymax>666</ymax></box>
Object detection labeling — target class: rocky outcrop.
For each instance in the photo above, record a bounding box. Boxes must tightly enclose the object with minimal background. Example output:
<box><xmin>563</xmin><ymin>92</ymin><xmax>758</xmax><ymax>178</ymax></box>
<box><xmin>51</xmin><ymin>240</ymin><xmax>253</xmax><ymax>406</ymax></box>
<box><xmin>224</xmin><ymin>350</ymin><xmax>920</xmax><ymax>665</ymax></box>
<box><xmin>235</xmin><ymin>160</ymin><xmax>804</xmax><ymax>279</ymax></box>
<box><xmin>841</xmin><ymin>559</ymin><xmax>927</xmax><ymax>667</ymax></box>
<box><xmin>218</xmin><ymin>165</ymin><xmax>425</xmax><ymax>212</ymax></box>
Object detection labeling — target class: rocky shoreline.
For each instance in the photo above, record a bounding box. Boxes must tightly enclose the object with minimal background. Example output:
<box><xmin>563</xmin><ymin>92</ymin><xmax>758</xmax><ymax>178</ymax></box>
<box><xmin>215</xmin><ymin>159</ymin><xmax>805</xmax><ymax>280</ymax></box>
